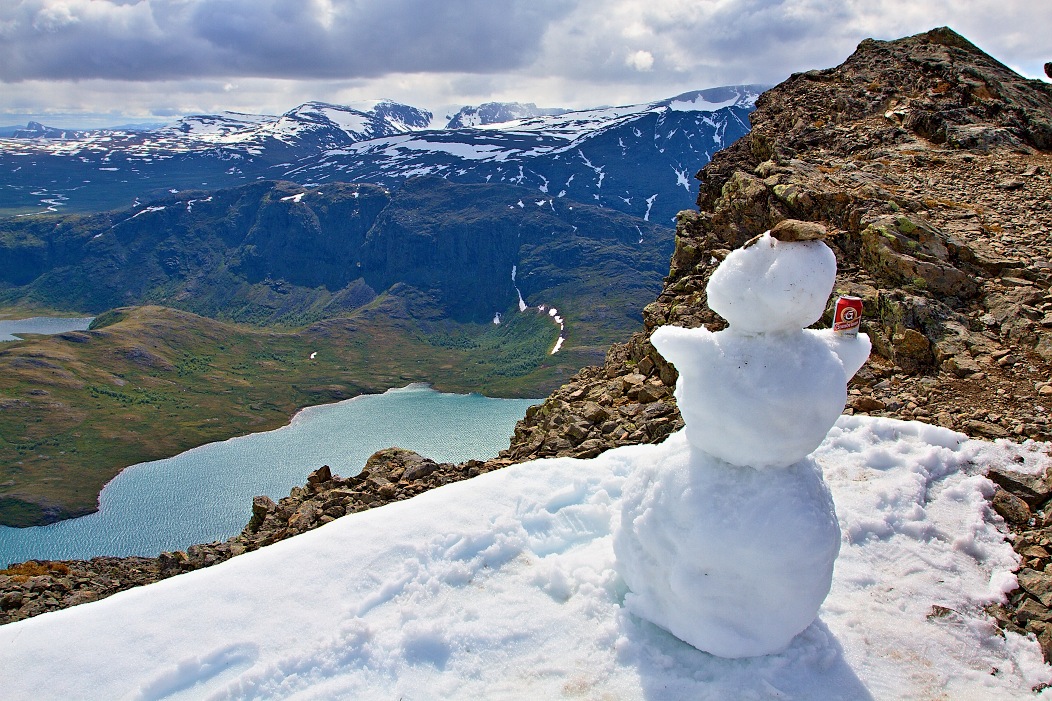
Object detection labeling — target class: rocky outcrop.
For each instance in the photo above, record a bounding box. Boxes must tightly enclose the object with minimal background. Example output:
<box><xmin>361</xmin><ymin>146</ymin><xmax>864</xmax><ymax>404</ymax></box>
<box><xmin>499</xmin><ymin>361</ymin><xmax>681</xmax><ymax>462</ymax></box>
<box><xmin>986</xmin><ymin>467</ymin><xmax>1052</xmax><ymax>660</ymax></box>
<box><xmin>504</xmin><ymin>28</ymin><xmax>1052</xmax><ymax>462</ymax></box>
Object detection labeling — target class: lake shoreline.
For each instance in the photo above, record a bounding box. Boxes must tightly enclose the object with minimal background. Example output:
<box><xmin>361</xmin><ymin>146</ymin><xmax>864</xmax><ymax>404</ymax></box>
<box><xmin>0</xmin><ymin>385</ymin><xmax>538</xmax><ymax>566</ymax></box>
<box><xmin>0</xmin><ymin>443</ymin><xmax>523</xmax><ymax>625</ymax></box>
<box><xmin>0</xmin><ymin>316</ymin><xmax>95</xmax><ymax>342</ymax></box>
<box><xmin>10</xmin><ymin>381</ymin><xmax>536</xmax><ymax>529</ymax></box>
<box><xmin>0</xmin><ymin>304</ymin><xmax>570</xmax><ymax>529</ymax></box>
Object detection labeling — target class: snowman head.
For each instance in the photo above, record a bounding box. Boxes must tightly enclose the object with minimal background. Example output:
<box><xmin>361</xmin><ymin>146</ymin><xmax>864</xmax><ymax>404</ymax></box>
<box><xmin>706</xmin><ymin>231</ymin><xmax>837</xmax><ymax>334</ymax></box>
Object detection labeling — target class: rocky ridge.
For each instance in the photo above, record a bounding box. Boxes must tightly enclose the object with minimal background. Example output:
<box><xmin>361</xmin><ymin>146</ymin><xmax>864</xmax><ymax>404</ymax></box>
<box><xmin>498</xmin><ymin>26</ymin><xmax>1052</xmax><ymax>661</ymax></box>
<box><xmin>4</xmin><ymin>28</ymin><xmax>1052</xmax><ymax>660</ymax></box>
<box><xmin>503</xmin><ymin>27</ymin><xmax>1052</xmax><ymax>462</ymax></box>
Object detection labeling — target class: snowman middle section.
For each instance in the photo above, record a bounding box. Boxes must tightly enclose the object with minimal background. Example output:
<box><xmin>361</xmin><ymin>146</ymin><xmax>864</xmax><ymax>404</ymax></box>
<box><xmin>613</xmin><ymin>231</ymin><xmax>870</xmax><ymax>658</ymax></box>
<box><xmin>650</xmin><ymin>325</ymin><xmax>862</xmax><ymax>469</ymax></box>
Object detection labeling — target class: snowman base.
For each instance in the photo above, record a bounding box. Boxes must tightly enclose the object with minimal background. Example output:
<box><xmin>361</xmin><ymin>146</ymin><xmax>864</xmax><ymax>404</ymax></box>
<box><xmin>614</xmin><ymin>431</ymin><xmax>841</xmax><ymax>658</ymax></box>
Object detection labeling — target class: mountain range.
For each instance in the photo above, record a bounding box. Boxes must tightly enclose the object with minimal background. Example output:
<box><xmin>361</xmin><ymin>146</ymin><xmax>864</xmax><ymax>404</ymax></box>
<box><xmin>0</xmin><ymin>86</ymin><xmax>761</xmax><ymax>225</ymax></box>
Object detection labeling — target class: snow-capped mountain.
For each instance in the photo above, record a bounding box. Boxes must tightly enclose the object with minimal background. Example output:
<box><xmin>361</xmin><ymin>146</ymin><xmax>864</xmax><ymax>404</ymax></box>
<box><xmin>10</xmin><ymin>121</ymin><xmax>93</xmax><ymax>140</ymax></box>
<box><xmin>0</xmin><ymin>86</ymin><xmax>762</xmax><ymax>223</ymax></box>
<box><xmin>164</xmin><ymin>110</ymin><xmax>276</xmax><ymax>138</ymax></box>
<box><xmin>160</xmin><ymin>100</ymin><xmax>435</xmax><ymax>152</ymax></box>
<box><xmin>446</xmin><ymin>102</ymin><xmax>570</xmax><ymax>128</ymax></box>
<box><xmin>292</xmin><ymin>85</ymin><xmax>762</xmax><ymax>223</ymax></box>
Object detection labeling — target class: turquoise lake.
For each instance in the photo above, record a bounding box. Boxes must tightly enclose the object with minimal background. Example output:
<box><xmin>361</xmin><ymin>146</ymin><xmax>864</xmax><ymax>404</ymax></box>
<box><xmin>0</xmin><ymin>316</ymin><xmax>94</xmax><ymax>341</ymax></box>
<box><xmin>0</xmin><ymin>385</ymin><xmax>538</xmax><ymax>565</ymax></box>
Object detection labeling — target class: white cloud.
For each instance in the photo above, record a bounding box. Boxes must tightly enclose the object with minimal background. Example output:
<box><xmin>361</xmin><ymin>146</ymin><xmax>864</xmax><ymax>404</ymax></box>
<box><xmin>0</xmin><ymin>0</ymin><xmax>1047</xmax><ymax>126</ymax></box>
<box><xmin>32</xmin><ymin>2</ymin><xmax>79</xmax><ymax>32</ymax></box>
<box><xmin>312</xmin><ymin>0</ymin><xmax>338</xmax><ymax>30</ymax></box>
<box><xmin>626</xmin><ymin>50</ymin><xmax>655</xmax><ymax>72</ymax></box>
<box><xmin>0</xmin><ymin>0</ymin><xmax>568</xmax><ymax>82</ymax></box>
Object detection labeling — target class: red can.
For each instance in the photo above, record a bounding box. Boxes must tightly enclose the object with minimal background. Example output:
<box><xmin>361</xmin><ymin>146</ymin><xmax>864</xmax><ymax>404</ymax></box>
<box><xmin>833</xmin><ymin>296</ymin><xmax>863</xmax><ymax>335</ymax></box>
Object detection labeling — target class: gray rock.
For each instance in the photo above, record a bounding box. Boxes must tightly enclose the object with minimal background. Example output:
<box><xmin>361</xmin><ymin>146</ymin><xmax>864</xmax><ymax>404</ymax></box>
<box><xmin>0</xmin><ymin>591</ymin><xmax>23</xmax><ymax>611</ymax></box>
<box><xmin>621</xmin><ymin>373</ymin><xmax>646</xmax><ymax>391</ymax></box>
<box><xmin>582</xmin><ymin>401</ymin><xmax>610</xmax><ymax>423</ymax></box>
<box><xmin>987</xmin><ymin>467</ymin><xmax>1052</xmax><ymax>507</ymax></box>
<box><xmin>963</xmin><ymin>420</ymin><xmax>1011</xmax><ymax>439</ymax></box>
<box><xmin>770</xmin><ymin>218</ymin><xmax>828</xmax><ymax>241</ymax></box>
<box><xmin>1017</xmin><ymin>568</ymin><xmax>1052</xmax><ymax>608</ymax></box>
<box><xmin>991</xmin><ymin>488</ymin><xmax>1031</xmax><ymax>525</ymax></box>
<box><xmin>575</xmin><ymin>439</ymin><xmax>606</xmax><ymax>458</ymax></box>
<box><xmin>566</xmin><ymin>422</ymin><xmax>591</xmax><ymax>442</ymax></box>
<box><xmin>306</xmin><ymin>465</ymin><xmax>332</xmax><ymax>486</ymax></box>
<box><xmin>287</xmin><ymin>502</ymin><xmax>319</xmax><ymax>532</ymax></box>
<box><xmin>246</xmin><ymin>495</ymin><xmax>277</xmax><ymax>533</ymax></box>
<box><xmin>403</xmin><ymin>458</ymin><xmax>438</xmax><ymax>482</ymax></box>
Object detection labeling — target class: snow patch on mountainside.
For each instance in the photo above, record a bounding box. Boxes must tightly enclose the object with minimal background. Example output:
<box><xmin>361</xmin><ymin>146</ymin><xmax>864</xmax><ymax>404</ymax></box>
<box><xmin>0</xmin><ymin>85</ymin><xmax>762</xmax><ymax>225</ymax></box>
<box><xmin>446</xmin><ymin>102</ymin><xmax>570</xmax><ymax>129</ymax></box>
<box><xmin>665</xmin><ymin>86</ymin><xmax>762</xmax><ymax>113</ymax></box>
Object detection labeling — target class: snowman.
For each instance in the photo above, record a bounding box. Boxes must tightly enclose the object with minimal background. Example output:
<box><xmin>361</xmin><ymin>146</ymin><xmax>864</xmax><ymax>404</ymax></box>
<box><xmin>614</xmin><ymin>220</ymin><xmax>870</xmax><ymax>658</ymax></box>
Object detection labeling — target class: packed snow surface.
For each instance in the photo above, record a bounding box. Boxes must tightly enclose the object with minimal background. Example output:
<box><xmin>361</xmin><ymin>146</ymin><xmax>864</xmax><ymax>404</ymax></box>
<box><xmin>0</xmin><ymin>418</ymin><xmax>1048</xmax><ymax>700</ymax></box>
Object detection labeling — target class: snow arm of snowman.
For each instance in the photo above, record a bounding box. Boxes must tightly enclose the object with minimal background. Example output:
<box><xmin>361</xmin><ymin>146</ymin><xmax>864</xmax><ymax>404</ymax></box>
<box><xmin>650</xmin><ymin>325</ymin><xmax>712</xmax><ymax>370</ymax></box>
<box><xmin>806</xmin><ymin>329</ymin><xmax>872</xmax><ymax>381</ymax></box>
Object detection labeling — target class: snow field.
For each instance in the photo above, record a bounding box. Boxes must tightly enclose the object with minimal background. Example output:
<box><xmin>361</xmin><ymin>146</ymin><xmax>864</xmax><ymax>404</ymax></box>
<box><xmin>0</xmin><ymin>418</ymin><xmax>1048</xmax><ymax>700</ymax></box>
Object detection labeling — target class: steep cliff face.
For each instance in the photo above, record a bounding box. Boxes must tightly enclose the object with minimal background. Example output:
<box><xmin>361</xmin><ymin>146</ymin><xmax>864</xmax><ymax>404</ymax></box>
<box><xmin>359</xmin><ymin>178</ymin><xmax>529</xmax><ymax>323</ymax></box>
<box><xmin>359</xmin><ymin>177</ymin><xmax>673</xmax><ymax>324</ymax></box>
<box><xmin>0</xmin><ymin>181</ymin><xmax>391</xmax><ymax>317</ymax></box>
<box><xmin>503</xmin><ymin>27</ymin><xmax>1052</xmax><ymax>464</ymax></box>
<box><xmin>0</xmin><ymin>177</ymin><xmax>672</xmax><ymax>335</ymax></box>
<box><xmin>231</xmin><ymin>182</ymin><xmax>389</xmax><ymax>290</ymax></box>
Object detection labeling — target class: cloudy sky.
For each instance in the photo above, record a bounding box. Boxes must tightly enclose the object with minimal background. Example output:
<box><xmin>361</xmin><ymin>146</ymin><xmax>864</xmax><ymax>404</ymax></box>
<box><xmin>0</xmin><ymin>0</ymin><xmax>1048</xmax><ymax>128</ymax></box>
